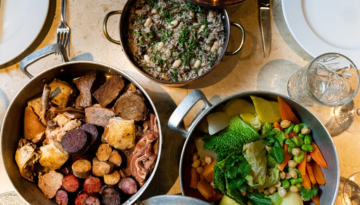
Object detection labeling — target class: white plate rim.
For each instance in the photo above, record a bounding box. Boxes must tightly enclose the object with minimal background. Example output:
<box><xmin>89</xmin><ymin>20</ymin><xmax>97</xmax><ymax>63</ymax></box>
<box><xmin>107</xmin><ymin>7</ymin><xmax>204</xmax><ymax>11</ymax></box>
<box><xmin>282</xmin><ymin>0</ymin><xmax>360</xmax><ymax>68</ymax></box>
<box><xmin>0</xmin><ymin>0</ymin><xmax>49</xmax><ymax>66</ymax></box>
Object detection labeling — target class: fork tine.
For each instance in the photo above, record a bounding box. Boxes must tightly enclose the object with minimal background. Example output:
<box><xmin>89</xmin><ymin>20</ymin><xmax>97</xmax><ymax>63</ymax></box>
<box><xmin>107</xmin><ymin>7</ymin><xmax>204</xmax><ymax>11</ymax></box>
<box><xmin>57</xmin><ymin>32</ymin><xmax>61</xmax><ymax>44</ymax></box>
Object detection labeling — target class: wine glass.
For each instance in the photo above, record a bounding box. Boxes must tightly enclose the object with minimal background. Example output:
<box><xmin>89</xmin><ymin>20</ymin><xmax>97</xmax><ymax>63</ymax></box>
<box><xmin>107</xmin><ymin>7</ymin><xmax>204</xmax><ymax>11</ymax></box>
<box><xmin>343</xmin><ymin>172</ymin><xmax>360</xmax><ymax>205</ymax></box>
<box><xmin>333</xmin><ymin>95</ymin><xmax>360</xmax><ymax>133</ymax></box>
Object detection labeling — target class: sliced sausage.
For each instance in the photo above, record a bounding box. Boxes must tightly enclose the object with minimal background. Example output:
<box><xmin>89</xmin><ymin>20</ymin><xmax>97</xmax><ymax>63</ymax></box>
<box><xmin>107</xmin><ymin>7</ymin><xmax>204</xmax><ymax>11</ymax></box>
<box><xmin>83</xmin><ymin>176</ymin><xmax>102</xmax><ymax>194</ymax></box>
<box><xmin>102</xmin><ymin>187</ymin><xmax>121</xmax><ymax>205</ymax></box>
<box><xmin>92</xmin><ymin>157</ymin><xmax>114</xmax><ymax>177</ymax></box>
<box><xmin>83</xmin><ymin>196</ymin><xmax>101</xmax><ymax>205</ymax></box>
<box><xmin>62</xmin><ymin>174</ymin><xmax>79</xmax><ymax>192</ymax></box>
<box><xmin>61</xmin><ymin>129</ymin><xmax>91</xmax><ymax>156</ymax></box>
<box><xmin>55</xmin><ymin>190</ymin><xmax>68</xmax><ymax>205</ymax></box>
<box><xmin>113</xmin><ymin>90</ymin><xmax>147</xmax><ymax>121</ymax></box>
<box><xmin>74</xmin><ymin>191</ymin><xmax>89</xmax><ymax>205</ymax></box>
<box><xmin>108</xmin><ymin>150</ymin><xmax>122</xmax><ymax>167</ymax></box>
<box><xmin>80</xmin><ymin>123</ymin><xmax>100</xmax><ymax>149</ymax></box>
<box><xmin>118</xmin><ymin>177</ymin><xmax>138</xmax><ymax>195</ymax></box>
<box><xmin>104</xmin><ymin>171</ymin><xmax>121</xmax><ymax>185</ymax></box>
<box><xmin>95</xmin><ymin>144</ymin><xmax>112</xmax><ymax>161</ymax></box>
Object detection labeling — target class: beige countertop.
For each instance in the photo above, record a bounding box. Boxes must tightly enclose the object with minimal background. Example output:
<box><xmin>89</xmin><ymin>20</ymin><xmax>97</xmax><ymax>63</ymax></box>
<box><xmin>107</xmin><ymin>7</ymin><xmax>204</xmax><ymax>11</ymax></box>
<box><xmin>0</xmin><ymin>0</ymin><xmax>357</xmax><ymax>204</ymax></box>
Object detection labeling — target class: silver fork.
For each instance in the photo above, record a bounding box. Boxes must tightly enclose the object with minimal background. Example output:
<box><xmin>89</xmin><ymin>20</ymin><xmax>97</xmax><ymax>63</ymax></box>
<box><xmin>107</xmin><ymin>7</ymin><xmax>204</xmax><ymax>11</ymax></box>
<box><xmin>57</xmin><ymin>0</ymin><xmax>70</xmax><ymax>55</ymax></box>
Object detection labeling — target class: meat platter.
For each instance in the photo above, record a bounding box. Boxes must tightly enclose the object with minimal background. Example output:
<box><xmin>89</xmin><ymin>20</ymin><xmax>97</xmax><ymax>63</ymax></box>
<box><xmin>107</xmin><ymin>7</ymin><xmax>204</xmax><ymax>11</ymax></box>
<box><xmin>14</xmin><ymin>70</ymin><xmax>160</xmax><ymax>205</ymax></box>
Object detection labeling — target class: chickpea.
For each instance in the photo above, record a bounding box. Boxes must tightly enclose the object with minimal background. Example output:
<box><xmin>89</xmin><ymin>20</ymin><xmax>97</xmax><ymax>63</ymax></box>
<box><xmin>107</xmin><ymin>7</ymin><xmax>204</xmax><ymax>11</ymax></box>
<box><xmin>196</xmin><ymin>167</ymin><xmax>204</xmax><ymax>174</ymax></box>
<box><xmin>306</xmin><ymin>154</ymin><xmax>312</xmax><ymax>162</ymax></box>
<box><xmin>264</xmin><ymin>189</ymin><xmax>270</xmax><ymax>196</ymax></box>
<box><xmin>192</xmin><ymin>153</ymin><xmax>199</xmax><ymax>162</ymax></box>
<box><xmin>265</xmin><ymin>145</ymin><xmax>272</xmax><ymax>151</ymax></box>
<box><xmin>275</xmin><ymin>181</ymin><xmax>281</xmax><ymax>187</ymax></box>
<box><xmin>268</xmin><ymin>186</ymin><xmax>276</xmax><ymax>194</ymax></box>
<box><xmin>280</xmin><ymin>120</ymin><xmax>291</xmax><ymax>129</ymax></box>
<box><xmin>240</xmin><ymin>190</ymin><xmax>246</xmax><ymax>197</ymax></box>
<box><xmin>301</xmin><ymin>128</ymin><xmax>310</xmax><ymax>135</ymax></box>
<box><xmin>278</xmin><ymin>187</ymin><xmax>287</xmax><ymax>198</ymax></box>
<box><xmin>286</xmin><ymin>173</ymin><xmax>292</xmax><ymax>180</ymax></box>
<box><xmin>193</xmin><ymin>60</ymin><xmax>201</xmax><ymax>69</ymax></box>
<box><xmin>290</xmin><ymin>185</ymin><xmax>299</xmax><ymax>193</ymax></box>
<box><xmin>289</xmin><ymin>170</ymin><xmax>298</xmax><ymax>179</ymax></box>
<box><xmin>292</xmin><ymin>148</ymin><xmax>301</xmax><ymax>156</ymax></box>
<box><xmin>205</xmin><ymin>156</ymin><xmax>212</xmax><ymax>165</ymax></box>
<box><xmin>280</xmin><ymin>171</ymin><xmax>286</xmax><ymax>179</ymax></box>
<box><xmin>192</xmin><ymin>159</ymin><xmax>200</xmax><ymax>168</ymax></box>
<box><xmin>274</xmin><ymin>127</ymin><xmax>281</xmax><ymax>131</ymax></box>
<box><xmin>288</xmin><ymin>160</ymin><xmax>297</xmax><ymax>168</ymax></box>
<box><xmin>144</xmin><ymin>18</ymin><xmax>152</xmax><ymax>27</ymax></box>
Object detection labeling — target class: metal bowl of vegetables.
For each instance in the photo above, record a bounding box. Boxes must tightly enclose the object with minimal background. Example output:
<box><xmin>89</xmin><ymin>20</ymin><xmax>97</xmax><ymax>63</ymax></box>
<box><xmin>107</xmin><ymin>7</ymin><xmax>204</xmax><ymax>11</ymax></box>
<box><xmin>168</xmin><ymin>90</ymin><xmax>339</xmax><ymax>205</ymax></box>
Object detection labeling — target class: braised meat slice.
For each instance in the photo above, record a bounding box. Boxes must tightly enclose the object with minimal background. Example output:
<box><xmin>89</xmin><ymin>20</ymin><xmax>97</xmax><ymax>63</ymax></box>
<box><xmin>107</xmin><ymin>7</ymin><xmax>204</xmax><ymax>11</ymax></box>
<box><xmin>93</xmin><ymin>75</ymin><xmax>124</xmax><ymax>107</ymax></box>
<box><xmin>85</xmin><ymin>106</ymin><xmax>115</xmax><ymax>127</ymax></box>
<box><xmin>38</xmin><ymin>170</ymin><xmax>64</xmax><ymax>199</ymax></box>
<box><xmin>113</xmin><ymin>90</ymin><xmax>147</xmax><ymax>121</ymax></box>
<box><xmin>15</xmin><ymin>139</ymin><xmax>41</xmax><ymax>182</ymax></box>
<box><xmin>73</xmin><ymin>72</ymin><xmax>97</xmax><ymax>109</ymax></box>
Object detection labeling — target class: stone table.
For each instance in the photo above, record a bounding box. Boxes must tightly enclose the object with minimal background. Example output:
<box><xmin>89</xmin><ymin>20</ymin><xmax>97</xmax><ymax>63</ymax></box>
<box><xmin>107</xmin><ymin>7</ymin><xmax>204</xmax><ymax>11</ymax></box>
<box><xmin>0</xmin><ymin>0</ymin><xmax>356</xmax><ymax>204</ymax></box>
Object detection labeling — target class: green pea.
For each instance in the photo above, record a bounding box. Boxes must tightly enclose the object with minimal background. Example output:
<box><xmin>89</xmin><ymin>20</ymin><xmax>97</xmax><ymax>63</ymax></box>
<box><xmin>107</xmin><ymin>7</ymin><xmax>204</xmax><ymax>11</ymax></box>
<box><xmin>298</xmin><ymin>133</ymin><xmax>305</xmax><ymax>139</ymax></box>
<box><xmin>292</xmin><ymin>137</ymin><xmax>304</xmax><ymax>147</ymax></box>
<box><xmin>296</xmin><ymin>184</ymin><xmax>303</xmax><ymax>191</ymax></box>
<box><xmin>293</xmin><ymin>151</ymin><xmax>305</xmax><ymax>163</ymax></box>
<box><xmin>285</xmin><ymin>123</ymin><xmax>295</xmax><ymax>134</ymax></box>
<box><xmin>285</xmin><ymin>139</ymin><xmax>296</xmax><ymax>148</ymax></box>
<box><xmin>290</xmin><ymin>178</ymin><xmax>304</xmax><ymax>185</ymax></box>
<box><xmin>293</xmin><ymin>124</ymin><xmax>300</xmax><ymax>133</ymax></box>
<box><xmin>299</xmin><ymin>123</ymin><xmax>309</xmax><ymax>129</ymax></box>
<box><xmin>289</xmin><ymin>168</ymin><xmax>302</xmax><ymax>177</ymax></box>
<box><xmin>282</xmin><ymin>179</ymin><xmax>290</xmax><ymax>188</ymax></box>
<box><xmin>288</xmin><ymin>147</ymin><xmax>293</xmax><ymax>156</ymax></box>
<box><xmin>301</xmin><ymin>144</ymin><xmax>314</xmax><ymax>152</ymax></box>
<box><xmin>304</xmin><ymin>135</ymin><xmax>312</xmax><ymax>145</ymax></box>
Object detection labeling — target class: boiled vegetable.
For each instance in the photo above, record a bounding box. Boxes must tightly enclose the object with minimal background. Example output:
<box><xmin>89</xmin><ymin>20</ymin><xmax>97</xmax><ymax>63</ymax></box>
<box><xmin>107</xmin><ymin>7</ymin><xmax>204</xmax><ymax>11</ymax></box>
<box><xmin>203</xmin><ymin>161</ymin><xmax>215</xmax><ymax>183</ymax></box>
<box><xmin>280</xmin><ymin>192</ymin><xmax>303</xmax><ymax>205</ymax></box>
<box><xmin>279</xmin><ymin>144</ymin><xmax>292</xmax><ymax>171</ymax></box>
<box><xmin>219</xmin><ymin>195</ymin><xmax>240</xmax><ymax>205</ymax></box>
<box><xmin>312</xmin><ymin>161</ymin><xmax>326</xmax><ymax>185</ymax></box>
<box><xmin>197</xmin><ymin>180</ymin><xmax>216</xmax><ymax>201</ymax></box>
<box><xmin>251</xmin><ymin>96</ymin><xmax>281</xmax><ymax>123</ymax></box>
<box><xmin>309</xmin><ymin>142</ymin><xmax>328</xmax><ymax>168</ymax></box>
<box><xmin>190</xmin><ymin>167</ymin><xmax>199</xmax><ymax>189</ymax></box>
<box><xmin>306</xmin><ymin>163</ymin><xmax>317</xmax><ymax>185</ymax></box>
<box><xmin>297</xmin><ymin>152</ymin><xmax>307</xmax><ymax>176</ymax></box>
<box><xmin>311</xmin><ymin>193</ymin><xmax>320</xmax><ymax>205</ymax></box>
<box><xmin>301</xmin><ymin>174</ymin><xmax>312</xmax><ymax>189</ymax></box>
<box><xmin>207</xmin><ymin>112</ymin><xmax>230</xmax><ymax>135</ymax></box>
<box><xmin>223</xmin><ymin>99</ymin><xmax>255</xmax><ymax>117</ymax></box>
<box><xmin>277</xmin><ymin>97</ymin><xmax>300</xmax><ymax>124</ymax></box>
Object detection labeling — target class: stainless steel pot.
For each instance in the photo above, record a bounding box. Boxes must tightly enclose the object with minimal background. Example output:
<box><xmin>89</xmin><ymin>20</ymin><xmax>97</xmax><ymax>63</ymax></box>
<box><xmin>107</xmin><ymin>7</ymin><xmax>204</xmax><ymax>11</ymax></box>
<box><xmin>1</xmin><ymin>44</ymin><xmax>163</xmax><ymax>205</ymax></box>
<box><xmin>168</xmin><ymin>89</ymin><xmax>339</xmax><ymax>205</ymax></box>
<box><xmin>103</xmin><ymin>0</ymin><xmax>245</xmax><ymax>87</ymax></box>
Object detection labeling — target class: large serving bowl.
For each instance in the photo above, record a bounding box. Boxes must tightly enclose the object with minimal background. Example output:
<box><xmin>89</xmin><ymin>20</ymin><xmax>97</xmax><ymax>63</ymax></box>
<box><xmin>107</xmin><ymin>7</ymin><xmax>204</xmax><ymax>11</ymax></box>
<box><xmin>1</xmin><ymin>44</ymin><xmax>163</xmax><ymax>205</ymax></box>
<box><xmin>168</xmin><ymin>90</ymin><xmax>339</xmax><ymax>205</ymax></box>
<box><xmin>103</xmin><ymin>0</ymin><xmax>245</xmax><ymax>87</ymax></box>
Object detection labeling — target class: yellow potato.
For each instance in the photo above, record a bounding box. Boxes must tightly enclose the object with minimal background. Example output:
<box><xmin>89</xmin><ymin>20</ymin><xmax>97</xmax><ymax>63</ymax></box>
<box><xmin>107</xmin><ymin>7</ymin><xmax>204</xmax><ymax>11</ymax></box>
<box><xmin>250</xmin><ymin>96</ymin><xmax>281</xmax><ymax>123</ymax></box>
<box><xmin>219</xmin><ymin>195</ymin><xmax>240</xmax><ymax>205</ymax></box>
<box><xmin>223</xmin><ymin>99</ymin><xmax>255</xmax><ymax>117</ymax></box>
<box><xmin>281</xmin><ymin>192</ymin><xmax>304</xmax><ymax>205</ymax></box>
<box><xmin>240</xmin><ymin>113</ymin><xmax>255</xmax><ymax>125</ymax></box>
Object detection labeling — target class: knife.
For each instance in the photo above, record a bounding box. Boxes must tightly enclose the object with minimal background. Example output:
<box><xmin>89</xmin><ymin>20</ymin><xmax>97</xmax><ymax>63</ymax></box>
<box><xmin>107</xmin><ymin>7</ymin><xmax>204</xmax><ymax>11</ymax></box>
<box><xmin>259</xmin><ymin>0</ymin><xmax>271</xmax><ymax>58</ymax></box>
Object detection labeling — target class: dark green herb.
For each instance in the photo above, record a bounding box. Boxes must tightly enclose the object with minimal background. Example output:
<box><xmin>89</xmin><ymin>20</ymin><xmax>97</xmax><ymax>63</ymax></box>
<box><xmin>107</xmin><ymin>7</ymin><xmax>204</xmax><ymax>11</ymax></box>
<box><xmin>148</xmin><ymin>0</ymin><xmax>156</xmax><ymax>7</ymax></box>
<box><xmin>157</xmin><ymin>58</ymin><xmax>165</xmax><ymax>65</ymax></box>
<box><xmin>163</xmin><ymin>11</ymin><xmax>174</xmax><ymax>24</ymax></box>
<box><xmin>301</xmin><ymin>184</ymin><xmax>318</xmax><ymax>200</ymax></box>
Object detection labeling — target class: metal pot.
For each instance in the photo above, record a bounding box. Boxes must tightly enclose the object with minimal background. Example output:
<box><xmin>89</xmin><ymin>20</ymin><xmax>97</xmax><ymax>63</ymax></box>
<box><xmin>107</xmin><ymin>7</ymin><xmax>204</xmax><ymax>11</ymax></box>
<box><xmin>168</xmin><ymin>89</ymin><xmax>339</xmax><ymax>205</ymax></box>
<box><xmin>1</xmin><ymin>44</ymin><xmax>163</xmax><ymax>205</ymax></box>
<box><xmin>103</xmin><ymin>0</ymin><xmax>245</xmax><ymax>87</ymax></box>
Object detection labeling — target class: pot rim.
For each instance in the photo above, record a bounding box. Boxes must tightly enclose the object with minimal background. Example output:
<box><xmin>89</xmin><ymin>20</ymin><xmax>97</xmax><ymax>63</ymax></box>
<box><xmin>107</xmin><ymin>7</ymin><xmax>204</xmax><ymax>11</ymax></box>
<box><xmin>118</xmin><ymin>0</ymin><xmax>235</xmax><ymax>86</ymax></box>
<box><xmin>0</xmin><ymin>60</ymin><xmax>163</xmax><ymax>205</ymax></box>
<box><xmin>176</xmin><ymin>90</ymin><xmax>339</xmax><ymax>205</ymax></box>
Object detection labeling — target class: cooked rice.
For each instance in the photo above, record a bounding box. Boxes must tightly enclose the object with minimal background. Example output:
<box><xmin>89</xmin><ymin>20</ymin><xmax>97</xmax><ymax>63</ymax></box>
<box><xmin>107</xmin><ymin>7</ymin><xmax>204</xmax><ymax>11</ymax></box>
<box><xmin>128</xmin><ymin>0</ymin><xmax>225</xmax><ymax>82</ymax></box>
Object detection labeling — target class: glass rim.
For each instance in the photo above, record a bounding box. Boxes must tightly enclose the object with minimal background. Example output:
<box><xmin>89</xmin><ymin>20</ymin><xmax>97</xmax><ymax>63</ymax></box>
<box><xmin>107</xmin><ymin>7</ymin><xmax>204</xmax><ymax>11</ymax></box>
<box><xmin>305</xmin><ymin>52</ymin><xmax>360</xmax><ymax>107</ymax></box>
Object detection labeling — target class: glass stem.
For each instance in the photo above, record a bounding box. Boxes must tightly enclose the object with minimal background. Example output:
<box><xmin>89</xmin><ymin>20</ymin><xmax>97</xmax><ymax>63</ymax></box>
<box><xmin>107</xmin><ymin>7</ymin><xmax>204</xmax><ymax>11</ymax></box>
<box><xmin>356</xmin><ymin>108</ymin><xmax>360</xmax><ymax>116</ymax></box>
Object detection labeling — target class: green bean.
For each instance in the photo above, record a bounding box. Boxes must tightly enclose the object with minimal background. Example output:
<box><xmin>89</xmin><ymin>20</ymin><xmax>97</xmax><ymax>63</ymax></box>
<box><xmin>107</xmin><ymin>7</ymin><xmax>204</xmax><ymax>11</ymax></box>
<box><xmin>288</xmin><ymin>147</ymin><xmax>293</xmax><ymax>156</ymax></box>
<box><xmin>289</xmin><ymin>168</ymin><xmax>302</xmax><ymax>177</ymax></box>
<box><xmin>298</xmin><ymin>133</ymin><xmax>305</xmax><ymax>139</ymax></box>
<box><xmin>282</xmin><ymin>179</ymin><xmax>290</xmax><ymax>188</ymax></box>
<box><xmin>292</xmin><ymin>137</ymin><xmax>304</xmax><ymax>147</ymax></box>
<box><xmin>285</xmin><ymin>123</ymin><xmax>295</xmax><ymax>134</ymax></box>
<box><xmin>293</xmin><ymin>125</ymin><xmax>300</xmax><ymax>133</ymax></box>
<box><xmin>285</xmin><ymin>139</ymin><xmax>296</xmax><ymax>148</ymax></box>
<box><xmin>296</xmin><ymin>184</ymin><xmax>303</xmax><ymax>191</ymax></box>
<box><xmin>290</xmin><ymin>178</ymin><xmax>304</xmax><ymax>185</ymax></box>
<box><xmin>301</xmin><ymin>144</ymin><xmax>314</xmax><ymax>152</ymax></box>
<box><xmin>293</xmin><ymin>151</ymin><xmax>305</xmax><ymax>163</ymax></box>
<box><xmin>304</xmin><ymin>135</ymin><xmax>312</xmax><ymax>145</ymax></box>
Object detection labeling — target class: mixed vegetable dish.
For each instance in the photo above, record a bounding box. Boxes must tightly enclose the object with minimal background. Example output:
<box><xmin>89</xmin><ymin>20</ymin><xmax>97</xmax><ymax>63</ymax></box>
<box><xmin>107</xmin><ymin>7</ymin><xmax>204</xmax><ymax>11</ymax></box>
<box><xmin>185</xmin><ymin>96</ymin><xmax>328</xmax><ymax>205</ymax></box>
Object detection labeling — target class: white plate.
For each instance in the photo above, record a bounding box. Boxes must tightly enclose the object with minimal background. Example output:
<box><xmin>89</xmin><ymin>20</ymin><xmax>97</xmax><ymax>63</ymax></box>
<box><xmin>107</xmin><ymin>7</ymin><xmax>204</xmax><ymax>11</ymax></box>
<box><xmin>282</xmin><ymin>0</ymin><xmax>360</xmax><ymax>68</ymax></box>
<box><xmin>0</xmin><ymin>0</ymin><xmax>49</xmax><ymax>65</ymax></box>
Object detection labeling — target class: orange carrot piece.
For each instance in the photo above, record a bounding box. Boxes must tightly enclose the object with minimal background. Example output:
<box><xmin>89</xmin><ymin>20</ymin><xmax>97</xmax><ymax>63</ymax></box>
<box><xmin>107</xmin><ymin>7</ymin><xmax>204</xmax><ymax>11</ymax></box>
<box><xmin>306</xmin><ymin>163</ymin><xmax>317</xmax><ymax>185</ymax></box>
<box><xmin>301</xmin><ymin>174</ymin><xmax>312</xmax><ymax>190</ymax></box>
<box><xmin>203</xmin><ymin>162</ymin><xmax>215</xmax><ymax>183</ymax></box>
<box><xmin>298</xmin><ymin>152</ymin><xmax>307</xmax><ymax>176</ymax></box>
<box><xmin>278</xmin><ymin>97</ymin><xmax>300</xmax><ymax>124</ymax></box>
<box><xmin>279</xmin><ymin>144</ymin><xmax>292</xmax><ymax>171</ymax></box>
<box><xmin>309</xmin><ymin>142</ymin><xmax>328</xmax><ymax>168</ymax></box>
<box><xmin>211</xmin><ymin>189</ymin><xmax>224</xmax><ymax>202</ymax></box>
<box><xmin>197</xmin><ymin>180</ymin><xmax>216</xmax><ymax>201</ymax></box>
<box><xmin>289</xmin><ymin>131</ymin><xmax>298</xmax><ymax>139</ymax></box>
<box><xmin>273</xmin><ymin>122</ymin><xmax>280</xmax><ymax>128</ymax></box>
<box><xmin>190</xmin><ymin>168</ymin><xmax>199</xmax><ymax>189</ymax></box>
<box><xmin>312</xmin><ymin>193</ymin><xmax>320</xmax><ymax>205</ymax></box>
<box><xmin>312</xmin><ymin>161</ymin><xmax>326</xmax><ymax>185</ymax></box>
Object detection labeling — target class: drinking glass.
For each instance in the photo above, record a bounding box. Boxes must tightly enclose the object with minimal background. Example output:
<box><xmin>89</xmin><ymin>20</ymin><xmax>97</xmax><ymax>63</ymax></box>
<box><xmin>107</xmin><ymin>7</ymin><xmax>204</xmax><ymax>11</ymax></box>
<box><xmin>343</xmin><ymin>172</ymin><xmax>360</xmax><ymax>205</ymax></box>
<box><xmin>287</xmin><ymin>53</ymin><xmax>360</xmax><ymax>107</ymax></box>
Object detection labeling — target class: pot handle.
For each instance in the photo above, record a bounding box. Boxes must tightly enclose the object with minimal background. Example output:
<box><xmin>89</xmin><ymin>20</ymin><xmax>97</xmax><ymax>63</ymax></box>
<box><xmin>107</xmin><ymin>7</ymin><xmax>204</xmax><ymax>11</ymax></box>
<box><xmin>103</xmin><ymin>10</ymin><xmax>122</xmax><ymax>45</ymax></box>
<box><xmin>225</xmin><ymin>22</ymin><xmax>245</xmax><ymax>55</ymax></box>
<box><xmin>168</xmin><ymin>89</ymin><xmax>212</xmax><ymax>138</ymax></box>
<box><xmin>19</xmin><ymin>44</ymin><xmax>69</xmax><ymax>79</ymax></box>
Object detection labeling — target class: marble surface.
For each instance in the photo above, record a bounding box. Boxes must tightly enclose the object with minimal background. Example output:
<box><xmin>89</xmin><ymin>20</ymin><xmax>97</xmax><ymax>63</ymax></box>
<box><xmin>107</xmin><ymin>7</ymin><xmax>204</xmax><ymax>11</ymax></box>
<box><xmin>0</xmin><ymin>0</ymin><xmax>357</xmax><ymax>204</ymax></box>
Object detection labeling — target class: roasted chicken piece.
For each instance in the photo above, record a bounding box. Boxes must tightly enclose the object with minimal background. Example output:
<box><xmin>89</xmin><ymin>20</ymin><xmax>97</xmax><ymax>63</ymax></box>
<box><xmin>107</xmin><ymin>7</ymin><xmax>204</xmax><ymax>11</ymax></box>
<box><xmin>49</xmin><ymin>79</ymin><xmax>77</xmax><ymax>107</ymax></box>
<box><xmin>44</xmin><ymin>114</ymin><xmax>82</xmax><ymax>143</ymax></box>
<box><xmin>39</xmin><ymin>140</ymin><xmax>69</xmax><ymax>170</ymax></box>
<box><xmin>15</xmin><ymin>139</ymin><xmax>41</xmax><ymax>182</ymax></box>
<box><xmin>24</xmin><ymin>107</ymin><xmax>46</xmax><ymax>143</ymax></box>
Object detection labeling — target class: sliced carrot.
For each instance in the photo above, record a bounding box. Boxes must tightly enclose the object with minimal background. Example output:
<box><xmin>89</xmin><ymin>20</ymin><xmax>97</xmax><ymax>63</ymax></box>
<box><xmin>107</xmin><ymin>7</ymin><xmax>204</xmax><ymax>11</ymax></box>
<box><xmin>311</xmin><ymin>193</ymin><xmax>320</xmax><ymax>205</ymax></box>
<box><xmin>273</xmin><ymin>122</ymin><xmax>280</xmax><ymax>128</ymax></box>
<box><xmin>203</xmin><ymin>162</ymin><xmax>215</xmax><ymax>183</ymax></box>
<box><xmin>197</xmin><ymin>180</ymin><xmax>216</xmax><ymax>201</ymax></box>
<box><xmin>312</xmin><ymin>161</ymin><xmax>326</xmax><ymax>185</ymax></box>
<box><xmin>277</xmin><ymin>97</ymin><xmax>300</xmax><ymax>124</ymax></box>
<box><xmin>309</xmin><ymin>142</ymin><xmax>328</xmax><ymax>168</ymax></box>
<box><xmin>298</xmin><ymin>152</ymin><xmax>307</xmax><ymax>176</ymax></box>
<box><xmin>289</xmin><ymin>131</ymin><xmax>298</xmax><ymax>139</ymax></box>
<box><xmin>190</xmin><ymin>168</ymin><xmax>199</xmax><ymax>189</ymax></box>
<box><xmin>306</xmin><ymin>163</ymin><xmax>317</xmax><ymax>185</ymax></box>
<box><xmin>301</xmin><ymin>174</ymin><xmax>312</xmax><ymax>189</ymax></box>
<box><xmin>279</xmin><ymin>144</ymin><xmax>292</xmax><ymax>171</ymax></box>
